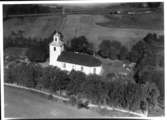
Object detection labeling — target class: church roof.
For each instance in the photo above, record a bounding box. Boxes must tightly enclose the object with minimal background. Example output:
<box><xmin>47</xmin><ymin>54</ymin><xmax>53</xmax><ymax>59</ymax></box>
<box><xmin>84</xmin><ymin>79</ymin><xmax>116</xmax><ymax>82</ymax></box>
<box><xmin>57</xmin><ymin>51</ymin><xmax>102</xmax><ymax>67</ymax></box>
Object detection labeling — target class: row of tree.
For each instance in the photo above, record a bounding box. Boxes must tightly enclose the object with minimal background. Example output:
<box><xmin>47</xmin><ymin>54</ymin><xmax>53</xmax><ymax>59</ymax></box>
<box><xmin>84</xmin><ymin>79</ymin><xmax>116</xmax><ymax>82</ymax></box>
<box><xmin>5</xmin><ymin>62</ymin><xmax>160</xmax><ymax>112</ymax></box>
<box><xmin>4</xmin><ymin>31</ymin><xmax>54</xmax><ymax>62</ymax></box>
<box><xmin>4</xmin><ymin>4</ymin><xmax>51</xmax><ymax>16</ymax></box>
<box><xmin>4</xmin><ymin>31</ymin><xmax>129</xmax><ymax>62</ymax></box>
<box><xmin>98</xmin><ymin>40</ymin><xmax>128</xmax><ymax>60</ymax></box>
<box><xmin>129</xmin><ymin>33</ymin><xmax>164</xmax><ymax>97</ymax></box>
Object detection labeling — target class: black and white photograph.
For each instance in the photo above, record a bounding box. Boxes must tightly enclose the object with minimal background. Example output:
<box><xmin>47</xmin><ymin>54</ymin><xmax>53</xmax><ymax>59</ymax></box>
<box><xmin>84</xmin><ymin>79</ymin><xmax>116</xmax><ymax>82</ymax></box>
<box><xmin>1</xmin><ymin>0</ymin><xmax>165</xmax><ymax>119</ymax></box>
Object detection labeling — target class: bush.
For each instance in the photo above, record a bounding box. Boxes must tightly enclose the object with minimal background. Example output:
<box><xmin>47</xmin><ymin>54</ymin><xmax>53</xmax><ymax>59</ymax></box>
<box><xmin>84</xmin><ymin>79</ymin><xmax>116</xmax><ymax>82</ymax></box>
<box><xmin>69</xmin><ymin>96</ymin><xmax>77</xmax><ymax>106</ymax></box>
<box><xmin>98</xmin><ymin>40</ymin><xmax>128</xmax><ymax>60</ymax></box>
<box><xmin>4</xmin><ymin>68</ymin><xmax>15</xmax><ymax>83</ymax></box>
<box><xmin>106</xmin><ymin>73</ymin><xmax>116</xmax><ymax>81</ymax></box>
<box><xmin>69</xmin><ymin>36</ymin><xmax>94</xmax><ymax>55</ymax></box>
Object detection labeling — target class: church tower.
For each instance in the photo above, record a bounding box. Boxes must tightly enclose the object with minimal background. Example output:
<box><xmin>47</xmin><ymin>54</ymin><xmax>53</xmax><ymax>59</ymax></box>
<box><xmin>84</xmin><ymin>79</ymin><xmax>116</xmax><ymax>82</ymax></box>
<box><xmin>49</xmin><ymin>32</ymin><xmax>64</xmax><ymax>66</ymax></box>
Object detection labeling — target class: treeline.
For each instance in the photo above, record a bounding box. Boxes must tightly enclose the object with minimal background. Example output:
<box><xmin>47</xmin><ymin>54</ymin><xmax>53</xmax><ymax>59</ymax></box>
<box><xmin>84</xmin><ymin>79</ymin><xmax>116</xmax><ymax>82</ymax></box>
<box><xmin>120</xmin><ymin>2</ymin><xmax>162</xmax><ymax>8</ymax></box>
<box><xmin>98</xmin><ymin>40</ymin><xmax>128</xmax><ymax>60</ymax></box>
<box><xmin>4</xmin><ymin>4</ymin><xmax>51</xmax><ymax>16</ymax></box>
<box><xmin>64</xmin><ymin>35</ymin><xmax>129</xmax><ymax>60</ymax></box>
<box><xmin>4</xmin><ymin>30</ymin><xmax>54</xmax><ymax>62</ymax></box>
<box><xmin>4</xmin><ymin>30</ymin><xmax>129</xmax><ymax>62</ymax></box>
<box><xmin>129</xmin><ymin>33</ymin><xmax>164</xmax><ymax>97</ymax></box>
<box><xmin>5</xmin><ymin>62</ymin><xmax>160</xmax><ymax>113</ymax></box>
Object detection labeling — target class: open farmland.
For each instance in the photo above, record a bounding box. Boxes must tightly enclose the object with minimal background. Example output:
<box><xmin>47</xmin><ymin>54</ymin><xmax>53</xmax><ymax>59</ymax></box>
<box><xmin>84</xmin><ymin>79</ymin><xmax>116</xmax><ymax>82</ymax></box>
<box><xmin>4</xmin><ymin>15</ymin><xmax>63</xmax><ymax>40</ymax></box>
<box><xmin>61</xmin><ymin>14</ymin><xmax>163</xmax><ymax>50</ymax></box>
<box><xmin>5</xmin><ymin>86</ymin><xmax>104</xmax><ymax>118</ymax></box>
<box><xmin>5</xmin><ymin>85</ymin><xmax>139</xmax><ymax>118</ymax></box>
<box><xmin>4</xmin><ymin>12</ymin><xmax>163</xmax><ymax>50</ymax></box>
<box><xmin>97</xmin><ymin>8</ymin><xmax>164</xmax><ymax>30</ymax></box>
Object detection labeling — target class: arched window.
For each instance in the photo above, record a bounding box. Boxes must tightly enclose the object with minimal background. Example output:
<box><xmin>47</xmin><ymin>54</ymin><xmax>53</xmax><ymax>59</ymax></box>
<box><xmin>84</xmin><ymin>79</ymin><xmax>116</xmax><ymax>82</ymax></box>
<box><xmin>54</xmin><ymin>47</ymin><xmax>56</xmax><ymax>51</ymax></box>
<box><xmin>72</xmin><ymin>65</ymin><xmax>75</xmax><ymax>70</ymax></box>
<box><xmin>63</xmin><ymin>63</ymin><xmax>66</xmax><ymax>68</ymax></box>
<box><xmin>93</xmin><ymin>68</ymin><xmax>96</xmax><ymax>74</ymax></box>
<box><xmin>81</xmin><ymin>66</ymin><xmax>84</xmax><ymax>71</ymax></box>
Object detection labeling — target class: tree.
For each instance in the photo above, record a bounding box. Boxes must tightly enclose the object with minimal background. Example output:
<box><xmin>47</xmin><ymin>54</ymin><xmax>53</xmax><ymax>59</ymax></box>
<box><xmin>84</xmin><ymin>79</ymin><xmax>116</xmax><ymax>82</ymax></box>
<box><xmin>143</xmin><ymin>81</ymin><xmax>160</xmax><ymax>110</ymax></box>
<box><xmin>146</xmin><ymin>70</ymin><xmax>164</xmax><ymax>97</ymax></box>
<box><xmin>112</xmin><ymin>82</ymin><xmax>127</xmax><ymax>107</ymax></box>
<box><xmin>98</xmin><ymin>40</ymin><xmax>124</xmax><ymax>60</ymax></box>
<box><xmin>98</xmin><ymin>40</ymin><xmax>112</xmax><ymax>58</ymax></box>
<box><xmin>70</xmin><ymin>36</ymin><xmax>94</xmax><ymax>55</ymax></box>
<box><xmin>4</xmin><ymin>67</ymin><xmax>15</xmax><ymax>83</ymax></box>
<box><xmin>51</xmin><ymin>70</ymin><xmax>70</xmax><ymax>93</ymax></box>
<box><xmin>5</xmin><ymin>4</ymin><xmax>50</xmax><ymax>15</ymax></box>
<box><xmin>118</xmin><ymin>46</ymin><xmax>129</xmax><ymax>60</ymax></box>
<box><xmin>67</xmin><ymin>70</ymin><xmax>87</xmax><ymax>95</ymax></box>
<box><xmin>125</xmin><ymin>83</ymin><xmax>144</xmax><ymax>111</ymax></box>
<box><xmin>7</xmin><ymin>63</ymin><xmax>37</xmax><ymax>88</ymax></box>
<box><xmin>82</xmin><ymin>79</ymin><xmax>107</xmax><ymax>104</ymax></box>
<box><xmin>143</xmin><ymin>33</ymin><xmax>158</xmax><ymax>44</ymax></box>
<box><xmin>106</xmin><ymin>81</ymin><xmax>126</xmax><ymax>107</ymax></box>
<box><xmin>37</xmin><ymin>67</ymin><xmax>58</xmax><ymax>89</ymax></box>
<box><xmin>147</xmin><ymin>2</ymin><xmax>161</xmax><ymax>8</ymax></box>
<box><xmin>26</xmin><ymin>45</ymin><xmax>48</xmax><ymax>62</ymax></box>
<box><xmin>128</xmin><ymin>41</ymin><xmax>146</xmax><ymax>63</ymax></box>
<box><xmin>129</xmin><ymin>33</ymin><xmax>164</xmax><ymax>87</ymax></box>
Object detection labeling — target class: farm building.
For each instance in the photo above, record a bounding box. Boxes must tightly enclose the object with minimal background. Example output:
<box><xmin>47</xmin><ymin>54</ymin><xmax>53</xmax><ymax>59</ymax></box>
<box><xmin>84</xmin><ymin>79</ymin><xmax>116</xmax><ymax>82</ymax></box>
<box><xmin>49</xmin><ymin>32</ymin><xmax>103</xmax><ymax>75</ymax></box>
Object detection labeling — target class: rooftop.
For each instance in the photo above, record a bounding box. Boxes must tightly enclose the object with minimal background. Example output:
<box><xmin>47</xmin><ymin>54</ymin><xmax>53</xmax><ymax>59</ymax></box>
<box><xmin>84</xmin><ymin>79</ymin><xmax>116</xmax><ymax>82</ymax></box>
<box><xmin>57</xmin><ymin>51</ymin><xmax>102</xmax><ymax>67</ymax></box>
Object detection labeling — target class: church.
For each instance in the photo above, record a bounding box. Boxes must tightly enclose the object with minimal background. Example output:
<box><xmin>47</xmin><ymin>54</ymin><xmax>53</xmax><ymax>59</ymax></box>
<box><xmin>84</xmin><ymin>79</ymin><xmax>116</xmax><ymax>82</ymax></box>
<box><xmin>49</xmin><ymin>32</ymin><xmax>103</xmax><ymax>75</ymax></box>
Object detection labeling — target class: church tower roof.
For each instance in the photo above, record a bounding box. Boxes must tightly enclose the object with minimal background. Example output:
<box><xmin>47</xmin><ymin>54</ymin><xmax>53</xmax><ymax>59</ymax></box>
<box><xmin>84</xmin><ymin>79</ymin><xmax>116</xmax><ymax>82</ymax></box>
<box><xmin>50</xmin><ymin>32</ymin><xmax>64</xmax><ymax>46</ymax></box>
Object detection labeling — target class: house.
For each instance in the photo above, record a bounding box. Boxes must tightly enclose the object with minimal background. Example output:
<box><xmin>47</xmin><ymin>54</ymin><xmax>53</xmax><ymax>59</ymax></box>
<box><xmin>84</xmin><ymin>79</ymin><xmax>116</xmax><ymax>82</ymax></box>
<box><xmin>49</xmin><ymin>32</ymin><xmax>103</xmax><ymax>75</ymax></box>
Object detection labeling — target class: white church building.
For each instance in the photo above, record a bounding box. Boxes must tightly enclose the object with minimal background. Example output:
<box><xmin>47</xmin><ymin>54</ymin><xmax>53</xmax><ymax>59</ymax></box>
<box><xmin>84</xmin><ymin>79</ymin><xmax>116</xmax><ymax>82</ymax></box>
<box><xmin>49</xmin><ymin>32</ymin><xmax>103</xmax><ymax>75</ymax></box>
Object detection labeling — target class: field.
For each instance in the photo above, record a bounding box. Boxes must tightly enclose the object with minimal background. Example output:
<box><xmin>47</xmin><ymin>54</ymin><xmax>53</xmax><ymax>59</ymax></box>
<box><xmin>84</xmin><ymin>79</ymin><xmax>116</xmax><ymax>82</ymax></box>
<box><xmin>61</xmin><ymin>14</ymin><xmax>161</xmax><ymax>50</ymax></box>
<box><xmin>5</xmin><ymin>85</ymin><xmax>139</xmax><ymax>118</ymax></box>
<box><xmin>5</xmin><ymin>86</ymin><xmax>104</xmax><ymax>118</ymax></box>
<box><xmin>4</xmin><ymin>9</ymin><xmax>163</xmax><ymax>50</ymax></box>
<box><xmin>97</xmin><ymin>8</ymin><xmax>163</xmax><ymax>30</ymax></box>
<box><xmin>4</xmin><ymin>15</ymin><xmax>63</xmax><ymax>39</ymax></box>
